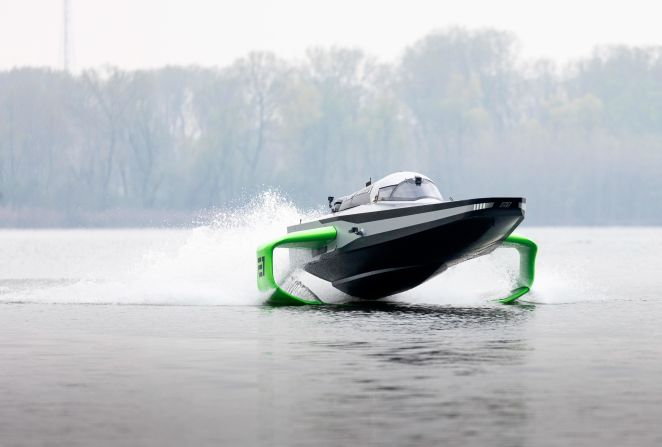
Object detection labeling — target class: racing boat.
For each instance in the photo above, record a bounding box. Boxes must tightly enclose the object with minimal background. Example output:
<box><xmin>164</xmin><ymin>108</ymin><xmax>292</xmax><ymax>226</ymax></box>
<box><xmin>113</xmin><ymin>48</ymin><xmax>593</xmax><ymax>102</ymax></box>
<box><xmin>257</xmin><ymin>172</ymin><xmax>537</xmax><ymax>305</ymax></box>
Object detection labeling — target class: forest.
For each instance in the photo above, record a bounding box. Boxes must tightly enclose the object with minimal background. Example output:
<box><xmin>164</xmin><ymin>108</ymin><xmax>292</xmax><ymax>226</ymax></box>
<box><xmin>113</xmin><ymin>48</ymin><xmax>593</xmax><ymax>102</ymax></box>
<box><xmin>1</xmin><ymin>28</ymin><xmax>661</xmax><ymax>226</ymax></box>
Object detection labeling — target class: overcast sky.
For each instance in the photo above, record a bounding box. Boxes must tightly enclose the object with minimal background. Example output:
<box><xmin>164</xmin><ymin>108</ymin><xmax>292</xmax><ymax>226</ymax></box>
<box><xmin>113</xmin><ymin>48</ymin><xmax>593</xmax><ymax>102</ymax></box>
<box><xmin>0</xmin><ymin>0</ymin><xmax>660</xmax><ymax>71</ymax></box>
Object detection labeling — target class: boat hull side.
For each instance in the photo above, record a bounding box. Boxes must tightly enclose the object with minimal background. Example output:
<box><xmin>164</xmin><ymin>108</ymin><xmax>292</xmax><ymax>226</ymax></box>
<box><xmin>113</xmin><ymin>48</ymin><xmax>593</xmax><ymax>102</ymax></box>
<box><xmin>304</xmin><ymin>207</ymin><xmax>523</xmax><ymax>298</ymax></box>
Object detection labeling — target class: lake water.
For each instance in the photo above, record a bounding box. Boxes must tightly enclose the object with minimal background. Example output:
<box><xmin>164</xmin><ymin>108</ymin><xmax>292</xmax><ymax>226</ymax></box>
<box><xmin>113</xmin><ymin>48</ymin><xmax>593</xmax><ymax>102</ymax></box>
<box><xmin>1</xmin><ymin>212</ymin><xmax>661</xmax><ymax>446</ymax></box>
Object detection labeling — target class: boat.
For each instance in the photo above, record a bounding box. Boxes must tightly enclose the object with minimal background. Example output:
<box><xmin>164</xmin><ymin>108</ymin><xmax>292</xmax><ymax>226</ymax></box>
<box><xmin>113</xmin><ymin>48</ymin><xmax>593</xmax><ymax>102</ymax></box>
<box><xmin>257</xmin><ymin>172</ymin><xmax>537</xmax><ymax>305</ymax></box>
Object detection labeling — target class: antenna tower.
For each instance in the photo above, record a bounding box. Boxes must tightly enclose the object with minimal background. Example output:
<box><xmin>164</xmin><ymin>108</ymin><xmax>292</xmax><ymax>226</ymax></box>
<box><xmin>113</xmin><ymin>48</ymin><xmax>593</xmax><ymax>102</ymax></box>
<box><xmin>63</xmin><ymin>0</ymin><xmax>71</xmax><ymax>71</ymax></box>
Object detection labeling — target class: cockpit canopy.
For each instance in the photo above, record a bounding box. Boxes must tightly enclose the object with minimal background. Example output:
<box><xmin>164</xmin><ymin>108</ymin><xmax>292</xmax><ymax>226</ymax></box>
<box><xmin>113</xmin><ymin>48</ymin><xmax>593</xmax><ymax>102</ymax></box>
<box><xmin>375</xmin><ymin>178</ymin><xmax>442</xmax><ymax>202</ymax></box>
<box><xmin>331</xmin><ymin>172</ymin><xmax>443</xmax><ymax>213</ymax></box>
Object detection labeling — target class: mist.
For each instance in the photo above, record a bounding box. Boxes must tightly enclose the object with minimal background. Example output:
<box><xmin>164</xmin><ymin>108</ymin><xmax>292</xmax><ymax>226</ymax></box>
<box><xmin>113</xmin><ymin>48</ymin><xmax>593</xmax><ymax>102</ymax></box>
<box><xmin>1</xmin><ymin>27</ymin><xmax>661</xmax><ymax>226</ymax></box>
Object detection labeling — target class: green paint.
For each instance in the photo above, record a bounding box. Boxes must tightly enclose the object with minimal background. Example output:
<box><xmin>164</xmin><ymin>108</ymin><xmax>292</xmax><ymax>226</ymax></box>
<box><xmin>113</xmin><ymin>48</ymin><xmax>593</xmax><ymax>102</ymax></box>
<box><xmin>499</xmin><ymin>286</ymin><xmax>531</xmax><ymax>304</ymax></box>
<box><xmin>256</xmin><ymin>227</ymin><xmax>537</xmax><ymax>306</ymax></box>
<box><xmin>256</xmin><ymin>226</ymin><xmax>337</xmax><ymax>305</ymax></box>
<box><xmin>498</xmin><ymin>234</ymin><xmax>538</xmax><ymax>304</ymax></box>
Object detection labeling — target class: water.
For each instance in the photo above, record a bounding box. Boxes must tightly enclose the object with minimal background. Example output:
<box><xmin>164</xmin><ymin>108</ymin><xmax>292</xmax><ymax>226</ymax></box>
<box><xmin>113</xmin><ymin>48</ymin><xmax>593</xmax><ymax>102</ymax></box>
<box><xmin>1</xmin><ymin>199</ymin><xmax>661</xmax><ymax>446</ymax></box>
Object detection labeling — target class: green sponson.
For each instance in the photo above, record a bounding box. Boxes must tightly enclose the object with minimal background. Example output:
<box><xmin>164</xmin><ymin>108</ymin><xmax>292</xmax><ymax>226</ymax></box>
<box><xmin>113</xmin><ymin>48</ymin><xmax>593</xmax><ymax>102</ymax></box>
<box><xmin>256</xmin><ymin>226</ymin><xmax>337</xmax><ymax>305</ymax></box>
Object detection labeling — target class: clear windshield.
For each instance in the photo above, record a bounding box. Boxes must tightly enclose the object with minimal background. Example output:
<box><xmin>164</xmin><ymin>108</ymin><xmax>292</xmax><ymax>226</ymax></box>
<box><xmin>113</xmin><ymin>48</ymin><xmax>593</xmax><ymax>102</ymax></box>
<box><xmin>377</xmin><ymin>178</ymin><xmax>442</xmax><ymax>201</ymax></box>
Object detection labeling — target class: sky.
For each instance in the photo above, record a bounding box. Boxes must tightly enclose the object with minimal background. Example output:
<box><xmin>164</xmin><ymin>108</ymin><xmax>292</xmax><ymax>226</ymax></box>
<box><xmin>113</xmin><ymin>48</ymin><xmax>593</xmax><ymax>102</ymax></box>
<box><xmin>0</xmin><ymin>0</ymin><xmax>660</xmax><ymax>71</ymax></box>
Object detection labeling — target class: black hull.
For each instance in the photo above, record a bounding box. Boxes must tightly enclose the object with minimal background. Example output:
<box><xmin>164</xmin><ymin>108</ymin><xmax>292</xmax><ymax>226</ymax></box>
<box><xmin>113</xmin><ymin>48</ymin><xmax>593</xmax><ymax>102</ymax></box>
<box><xmin>303</xmin><ymin>202</ymin><xmax>524</xmax><ymax>299</ymax></box>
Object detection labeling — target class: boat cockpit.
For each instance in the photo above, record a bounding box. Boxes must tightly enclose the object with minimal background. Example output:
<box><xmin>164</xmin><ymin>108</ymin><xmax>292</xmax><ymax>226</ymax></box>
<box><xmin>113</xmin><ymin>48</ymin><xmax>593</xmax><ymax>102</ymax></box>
<box><xmin>329</xmin><ymin>172</ymin><xmax>444</xmax><ymax>213</ymax></box>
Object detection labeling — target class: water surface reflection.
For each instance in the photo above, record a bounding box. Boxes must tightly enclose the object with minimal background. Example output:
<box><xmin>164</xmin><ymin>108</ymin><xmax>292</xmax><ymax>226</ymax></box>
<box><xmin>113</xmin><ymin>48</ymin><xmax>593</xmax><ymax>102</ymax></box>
<box><xmin>257</xmin><ymin>302</ymin><xmax>534</xmax><ymax>446</ymax></box>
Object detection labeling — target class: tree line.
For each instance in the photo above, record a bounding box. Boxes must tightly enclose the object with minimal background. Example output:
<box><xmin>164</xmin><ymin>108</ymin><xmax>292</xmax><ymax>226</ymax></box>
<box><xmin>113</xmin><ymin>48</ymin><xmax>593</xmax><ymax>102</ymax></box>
<box><xmin>1</xmin><ymin>28</ymin><xmax>661</xmax><ymax>226</ymax></box>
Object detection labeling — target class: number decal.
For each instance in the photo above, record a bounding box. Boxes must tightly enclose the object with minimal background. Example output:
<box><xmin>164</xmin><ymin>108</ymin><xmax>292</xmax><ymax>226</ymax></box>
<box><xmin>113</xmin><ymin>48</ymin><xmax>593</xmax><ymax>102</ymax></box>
<box><xmin>257</xmin><ymin>256</ymin><xmax>265</xmax><ymax>278</ymax></box>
